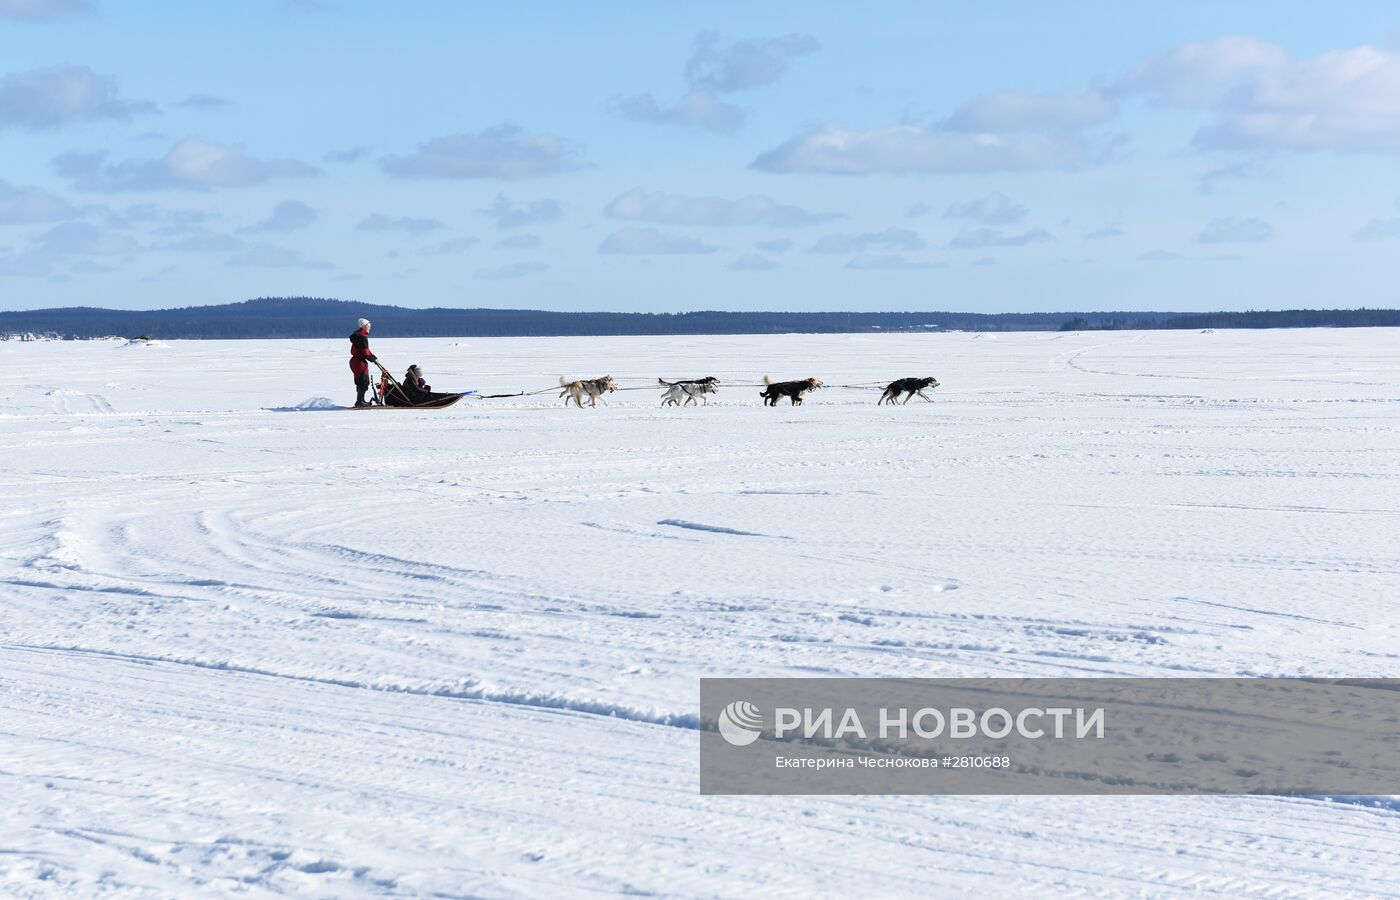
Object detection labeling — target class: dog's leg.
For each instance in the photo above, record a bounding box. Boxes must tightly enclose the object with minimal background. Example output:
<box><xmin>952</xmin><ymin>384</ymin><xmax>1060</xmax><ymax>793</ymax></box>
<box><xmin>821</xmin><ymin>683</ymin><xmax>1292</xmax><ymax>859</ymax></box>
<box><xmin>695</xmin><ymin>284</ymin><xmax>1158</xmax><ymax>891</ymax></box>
<box><xmin>916</xmin><ymin>390</ymin><xmax>933</xmax><ymax>402</ymax></box>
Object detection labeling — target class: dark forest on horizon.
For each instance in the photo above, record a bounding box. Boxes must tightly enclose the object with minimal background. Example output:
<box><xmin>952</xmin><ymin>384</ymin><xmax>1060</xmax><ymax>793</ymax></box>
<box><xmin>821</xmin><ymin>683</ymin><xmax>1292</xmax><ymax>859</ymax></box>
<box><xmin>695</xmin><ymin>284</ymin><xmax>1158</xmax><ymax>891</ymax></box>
<box><xmin>2</xmin><ymin>297</ymin><xmax>1398</xmax><ymax>339</ymax></box>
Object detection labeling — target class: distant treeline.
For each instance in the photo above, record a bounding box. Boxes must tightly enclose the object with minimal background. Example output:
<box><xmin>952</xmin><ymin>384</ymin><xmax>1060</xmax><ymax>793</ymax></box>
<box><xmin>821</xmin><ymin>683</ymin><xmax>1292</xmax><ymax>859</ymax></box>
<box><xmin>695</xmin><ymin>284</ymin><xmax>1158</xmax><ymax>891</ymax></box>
<box><xmin>1061</xmin><ymin>308</ymin><xmax>1400</xmax><ymax>331</ymax></box>
<box><xmin>1</xmin><ymin>297</ymin><xmax>1397</xmax><ymax>339</ymax></box>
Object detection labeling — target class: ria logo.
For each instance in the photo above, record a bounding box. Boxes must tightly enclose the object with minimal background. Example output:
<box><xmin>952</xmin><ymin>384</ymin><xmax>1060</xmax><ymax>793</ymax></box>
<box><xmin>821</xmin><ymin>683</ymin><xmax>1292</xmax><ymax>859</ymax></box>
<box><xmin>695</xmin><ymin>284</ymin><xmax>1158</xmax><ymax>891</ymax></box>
<box><xmin>718</xmin><ymin>700</ymin><xmax>763</xmax><ymax>747</ymax></box>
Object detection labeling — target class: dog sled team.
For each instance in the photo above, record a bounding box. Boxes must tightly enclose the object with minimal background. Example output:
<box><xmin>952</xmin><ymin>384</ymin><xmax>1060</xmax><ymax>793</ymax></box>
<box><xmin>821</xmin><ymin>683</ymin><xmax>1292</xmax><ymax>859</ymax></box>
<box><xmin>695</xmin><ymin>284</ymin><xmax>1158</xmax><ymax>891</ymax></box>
<box><xmin>557</xmin><ymin>373</ymin><xmax>939</xmax><ymax>408</ymax></box>
<box><xmin>352</xmin><ymin>317</ymin><xmax>939</xmax><ymax>410</ymax></box>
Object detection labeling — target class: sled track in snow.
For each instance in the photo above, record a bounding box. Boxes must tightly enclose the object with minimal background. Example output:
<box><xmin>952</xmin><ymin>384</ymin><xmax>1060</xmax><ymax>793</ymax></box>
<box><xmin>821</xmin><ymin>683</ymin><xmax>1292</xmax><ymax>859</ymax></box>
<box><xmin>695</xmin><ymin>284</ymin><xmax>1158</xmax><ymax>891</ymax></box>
<box><xmin>3</xmin><ymin>331</ymin><xmax>1400</xmax><ymax>895</ymax></box>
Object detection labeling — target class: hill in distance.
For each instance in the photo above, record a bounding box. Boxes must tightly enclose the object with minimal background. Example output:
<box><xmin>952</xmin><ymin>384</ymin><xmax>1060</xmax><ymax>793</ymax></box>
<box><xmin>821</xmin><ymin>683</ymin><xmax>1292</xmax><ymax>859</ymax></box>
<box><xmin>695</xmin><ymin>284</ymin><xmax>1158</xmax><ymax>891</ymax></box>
<box><xmin>2</xmin><ymin>297</ymin><xmax>1398</xmax><ymax>339</ymax></box>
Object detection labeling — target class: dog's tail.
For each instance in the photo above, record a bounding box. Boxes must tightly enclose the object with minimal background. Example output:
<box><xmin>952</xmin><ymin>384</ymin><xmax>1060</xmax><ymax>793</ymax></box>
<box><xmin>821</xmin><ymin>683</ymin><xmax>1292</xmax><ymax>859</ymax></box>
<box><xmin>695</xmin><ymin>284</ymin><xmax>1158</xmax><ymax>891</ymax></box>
<box><xmin>762</xmin><ymin>375</ymin><xmax>773</xmax><ymax>385</ymax></box>
<box><xmin>658</xmin><ymin>378</ymin><xmax>672</xmax><ymax>387</ymax></box>
<box><xmin>559</xmin><ymin>376</ymin><xmax>572</xmax><ymax>387</ymax></box>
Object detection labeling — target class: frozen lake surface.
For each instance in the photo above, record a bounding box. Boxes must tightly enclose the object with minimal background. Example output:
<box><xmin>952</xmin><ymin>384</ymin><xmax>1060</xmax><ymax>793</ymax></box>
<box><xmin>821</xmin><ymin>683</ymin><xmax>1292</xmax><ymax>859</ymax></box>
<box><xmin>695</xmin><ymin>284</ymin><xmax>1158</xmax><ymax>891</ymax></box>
<box><xmin>2</xmin><ymin>329</ymin><xmax>1399</xmax><ymax>896</ymax></box>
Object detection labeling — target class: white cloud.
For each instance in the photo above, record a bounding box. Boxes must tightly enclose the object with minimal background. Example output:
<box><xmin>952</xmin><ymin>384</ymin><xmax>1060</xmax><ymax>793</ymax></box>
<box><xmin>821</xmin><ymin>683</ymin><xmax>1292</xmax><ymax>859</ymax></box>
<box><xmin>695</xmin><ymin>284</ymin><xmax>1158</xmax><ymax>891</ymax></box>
<box><xmin>0</xmin><ymin>247</ymin><xmax>52</xmax><ymax>276</ymax></box>
<box><xmin>0</xmin><ymin>179</ymin><xmax>76</xmax><ymax>224</ymax></box>
<box><xmin>1354</xmin><ymin>216</ymin><xmax>1400</xmax><ymax>241</ymax></box>
<box><xmin>616</xmin><ymin>31</ymin><xmax>817</xmax><ymax>134</ymax></box>
<box><xmin>605</xmin><ymin>187</ymin><xmax>837</xmax><ymax>227</ymax></box>
<box><xmin>948</xmin><ymin>227</ymin><xmax>1052</xmax><ymax>249</ymax></box>
<box><xmin>1116</xmin><ymin>36</ymin><xmax>1287</xmax><ymax>107</ymax></box>
<box><xmin>730</xmin><ymin>253</ymin><xmax>778</xmax><ymax>271</ymax></box>
<box><xmin>480</xmin><ymin>194</ymin><xmax>562</xmax><ymax>228</ymax></box>
<box><xmin>476</xmin><ymin>261</ymin><xmax>548</xmax><ymax>280</ymax></box>
<box><xmin>37</xmin><ymin>221</ymin><xmax>138</xmax><ymax>255</ymax></box>
<box><xmin>243</xmin><ymin>199</ymin><xmax>317</xmax><ymax>234</ymax></box>
<box><xmin>752</xmin><ymin>123</ymin><xmax>1094</xmax><ymax>174</ymax></box>
<box><xmin>844</xmin><ymin>254</ymin><xmax>939</xmax><ymax>270</ymax></box>
<box><xmin>0</xmin><ymin>0</ymin><xmax>91</xmax><ymax>21</ymax></box>
<box><xmin>1139</xmin><ymin>249</ymin><xmax>1182</xmax><ymax>261</ymax></box>
<box><xmin>1197</xmin><ymin>161</ymin><xmax>1267</xmax><ymax>194</ymax></box>
<box><xmin>158</xmin><ymin>231</ymin><xmax>242</xmax><ymax>252</ymax></box>
<box><xmin>324</xmin><ymin>145</ymin><xmax>371</xmax><ymax>164</ymax></box>
<box><xmin>683</xmin><ymin>31</ymin><xmax>819</xmax><ymax>92</ymax></box>
<box><xmin>755</xmin><ymin>34</ymin><xmax>1400</xmax><ymax>178</ymax></box>
<box><xmin>55</xmin><ymin>138</ymin><xmax>320</xmax><ymax>191</ymax></box>
<box><xmin>1085</xmin><ymin>222</ymin><xmax>1125</xmax><ymax>240</ymax></box>
<box><xmin>0</xmin><ymin>65</ymin><xmax>155</xmax><ymax>130</ymax></box>
<box><xmin>613</xmin><ymin>89</ymin><xmax>744</xmax><ymax>134</ymax></box>
<box><xmin>808</xmin><ymin>227</ymin><xmax>925</xmax><ymax>255</ymax></box>
<box><xmin>68</xmin><ymin>259</ymin><xmax>114</xmax><ymax>273</ymax></box>
<box><xmin>598</xmin><ymin>227</ymin><xmax>718</xmax><ymax>255</ymax></box>
<box><xmin>103</xmin><ymin>204</ymin><xmax>211</xmax><ymax>234</ymax></box>
<box><xmin>494</xmin><ymin>233</ymin><xmax>541</xmax><ymax>249</ymax></box>
<box><xmin>226</xmin><ymin>244</ymin><xmax>332</xmax><ymax>269</ymax></box>
<box><xmin>357</xmin><ymin>213</ymin><xmax>443</xmax><ymax>234</ymax></box>
<box><xmin>423</xmin><ymin>236</ymin><xmax>479</xmax><ymax>255</ymax></box>
<box><xmin>379</xmin><ymin>125</ymin><xmax>580</xmax><ymax>179</ymax></box>
<box><xmin>1197</xmin><ymin>216</ymin><xmax>1273</xmax><ymax>243</ymax></box>
<box><xmin>176</xmin><ymin>94</ymin><xmax>232</xmax><ymax>111</ymax></box>
<box><xmin>1120</xmin><ymin>37</ymin><xmax>1400</xmax><ymax>153</ymax></box>
<box><xmin>754</xmin><ymin>238</ymin><xmax>792</xmax><ymax>253</ymax></box>
<box><xmin>1201</xmin><ymin>46</ymin><xmax>1400</xmax><ymax>152</ymax></box>
<box><xmin>945</xmin><ymin>88</ymin><xmax>1116</xmax><ymax>132</ymax></box>
<box><xmin>944</xmin><ymin>191</ymin><xmax>1027</xmax><ymax>225</ymax></box>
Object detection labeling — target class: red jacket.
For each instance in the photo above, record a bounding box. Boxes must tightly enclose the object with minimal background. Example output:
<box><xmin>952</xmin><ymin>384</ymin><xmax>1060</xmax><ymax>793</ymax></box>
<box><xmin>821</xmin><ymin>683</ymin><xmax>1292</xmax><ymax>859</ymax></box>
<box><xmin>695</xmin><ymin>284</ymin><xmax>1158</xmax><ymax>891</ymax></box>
<box><xmin>348</xmin><ymin>328</ymin><xmax>377</xmax><ymax>376</ymax></box>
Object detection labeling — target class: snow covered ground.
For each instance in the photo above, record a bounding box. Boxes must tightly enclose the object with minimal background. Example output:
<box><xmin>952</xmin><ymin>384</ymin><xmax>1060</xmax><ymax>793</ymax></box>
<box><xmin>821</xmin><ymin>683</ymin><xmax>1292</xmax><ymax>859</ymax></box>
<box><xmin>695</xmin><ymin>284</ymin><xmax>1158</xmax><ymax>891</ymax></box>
<box><xmin>2</xmin><ymin>329</ymin><xmax>1399</xmax><ymax>897</ymax></box>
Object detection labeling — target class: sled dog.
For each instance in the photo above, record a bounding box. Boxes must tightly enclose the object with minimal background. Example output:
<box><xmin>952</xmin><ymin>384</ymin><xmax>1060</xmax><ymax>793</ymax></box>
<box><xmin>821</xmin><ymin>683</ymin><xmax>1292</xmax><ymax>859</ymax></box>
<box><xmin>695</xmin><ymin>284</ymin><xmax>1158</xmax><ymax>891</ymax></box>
<box><xmin>759</xmin><ymin>376</ymin><xmax>823</xmax><ymax>406</ymax></box>
<box><xmin>878</xmin><ymin>376</ymin><xmax>940</xmax><ymax>405</ymax></box>
<box><xmin>559</xmin><ymin>375</ymin><xmax>617</xmax><ymax>408</ymax></box>
<box><xmin>658</xmin><ymin>376</ymin><xmax>720</xmax><ymax>407</ymax></box>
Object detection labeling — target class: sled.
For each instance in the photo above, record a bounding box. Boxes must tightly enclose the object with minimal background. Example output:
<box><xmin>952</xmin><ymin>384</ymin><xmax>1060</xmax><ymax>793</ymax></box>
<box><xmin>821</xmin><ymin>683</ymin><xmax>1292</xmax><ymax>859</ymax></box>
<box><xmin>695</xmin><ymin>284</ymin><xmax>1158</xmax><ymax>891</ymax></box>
<box><xmin>350</xmin><ymin>390</ymin><xmax>474</xmax><ymax>410</ymax></box>
<box><xmin>360</xmin><ymin>363</ymin><xmax>477</xmax><ymax>409</ymax></box>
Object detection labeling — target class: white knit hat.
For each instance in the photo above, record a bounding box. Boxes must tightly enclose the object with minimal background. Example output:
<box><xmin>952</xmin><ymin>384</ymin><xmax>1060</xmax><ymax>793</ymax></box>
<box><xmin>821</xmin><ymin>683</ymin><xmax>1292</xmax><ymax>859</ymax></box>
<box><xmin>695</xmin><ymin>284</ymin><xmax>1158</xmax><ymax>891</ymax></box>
<box><xmin>357</xmin><ymin>318</ymin><xmax>370</xmax><ymax>329</ymax></box>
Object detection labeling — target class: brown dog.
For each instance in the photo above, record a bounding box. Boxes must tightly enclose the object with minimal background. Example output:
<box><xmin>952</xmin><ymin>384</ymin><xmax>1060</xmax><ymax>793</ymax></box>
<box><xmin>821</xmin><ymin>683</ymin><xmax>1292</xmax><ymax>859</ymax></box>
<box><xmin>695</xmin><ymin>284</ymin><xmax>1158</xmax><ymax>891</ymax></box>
<box><xmin>759</xmin><ymin>376</ymin><xmax>823</xmax><ymax>406</ymax></box>
<box><xmin>559</xmin><ymin>375</ymin><xmax>617</xmax><ymax>408</ymax></box>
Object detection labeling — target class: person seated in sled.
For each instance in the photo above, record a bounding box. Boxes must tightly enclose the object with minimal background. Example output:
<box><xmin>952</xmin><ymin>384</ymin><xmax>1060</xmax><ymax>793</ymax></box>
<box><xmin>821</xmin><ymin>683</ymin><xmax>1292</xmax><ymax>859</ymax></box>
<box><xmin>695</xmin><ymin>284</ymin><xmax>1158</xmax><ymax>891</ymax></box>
<box><xmin>384</xmin><ymin>364</ymin><xmax>455</xmax><ymax>406</ymax></box>
<box><xmin>403</xmin><ymin>365</ymin><xmax>432</xmax><ymax>397</ymax></box>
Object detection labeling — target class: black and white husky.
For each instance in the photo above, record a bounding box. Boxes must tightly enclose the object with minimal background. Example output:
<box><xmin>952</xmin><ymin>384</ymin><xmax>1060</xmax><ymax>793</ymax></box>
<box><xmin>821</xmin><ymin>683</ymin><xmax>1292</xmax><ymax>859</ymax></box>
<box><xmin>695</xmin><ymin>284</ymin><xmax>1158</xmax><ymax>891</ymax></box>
<box><xmin>878</xmin><ymin>376</ymin><xmax>939</xmax><ymax>405</ymax></box>
<box><xmin>658</xmin><ymin>376</ymin><xmax>720</xmax><ymax>406</ymax></box>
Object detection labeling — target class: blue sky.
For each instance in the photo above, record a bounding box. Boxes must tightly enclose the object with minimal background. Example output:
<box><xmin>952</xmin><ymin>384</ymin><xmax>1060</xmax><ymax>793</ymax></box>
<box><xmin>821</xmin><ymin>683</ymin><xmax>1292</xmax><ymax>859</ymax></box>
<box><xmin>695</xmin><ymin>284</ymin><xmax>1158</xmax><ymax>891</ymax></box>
<box><xmin>2</xmin><ymin>0</ymin><xmax>1399</xmax><ymax>313</ymax></box>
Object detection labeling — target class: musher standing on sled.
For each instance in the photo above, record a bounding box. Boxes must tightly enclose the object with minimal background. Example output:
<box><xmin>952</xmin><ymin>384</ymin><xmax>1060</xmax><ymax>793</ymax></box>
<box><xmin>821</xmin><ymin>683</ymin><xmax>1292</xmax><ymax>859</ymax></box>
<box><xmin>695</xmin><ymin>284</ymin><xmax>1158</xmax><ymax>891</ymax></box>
<box><xmin>349</xmin><ymin>317</ymin><xmax>378</xmax><ymax>407</ymax></box>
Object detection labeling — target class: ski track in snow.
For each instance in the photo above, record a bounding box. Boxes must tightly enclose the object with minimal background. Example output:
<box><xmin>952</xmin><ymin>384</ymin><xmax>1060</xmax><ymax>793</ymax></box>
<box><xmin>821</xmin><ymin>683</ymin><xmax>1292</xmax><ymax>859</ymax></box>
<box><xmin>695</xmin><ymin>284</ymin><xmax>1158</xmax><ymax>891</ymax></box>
<box><xmin>1</xmin><ymin>330</ymin><xmax>1399</xmax><ymax>897</ymax></box>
